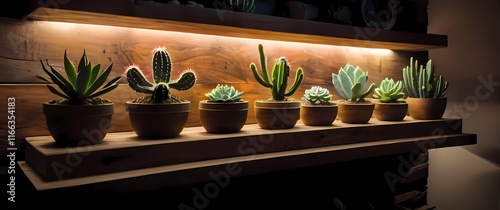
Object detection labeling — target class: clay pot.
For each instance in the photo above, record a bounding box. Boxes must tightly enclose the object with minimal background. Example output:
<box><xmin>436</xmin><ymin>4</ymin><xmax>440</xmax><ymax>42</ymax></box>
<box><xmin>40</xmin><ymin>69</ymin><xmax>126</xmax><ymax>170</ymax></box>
<box><xmin>43</xmin><ymin>102</ymin><xmax>114</xmax><ymax>147</ymax></box>
<box><xmin>126</xmin><ymin>101</ymin><xmax>190</xmax><ymax>139</ymax></box>
<box><xmin>373</xmin><ymin>101</ymin><xmax>408</xmax><ymax>121</ymax></box>
<box><xmin>336</xmin><ymin>101</ymin><xmax>374</xmax><ymax>124</ymax></box>
<box><xmin>254</xmin><ymin>100</ymin><xmax>301</xmax><ymax>129</ymax></box>
<box><xmin>199</xmin><ymin>100</ymin><xmax>248</xmax><ymax>134</ymax></box>
<box><xmin>300</xmin><ymin>103</ymin><xmax>338</xmax><ymax>126</ymax></box>
<box><xmin>406</xmin><ymin>97</ymin><xmax>447</xmax><ymax>120</ymax></box>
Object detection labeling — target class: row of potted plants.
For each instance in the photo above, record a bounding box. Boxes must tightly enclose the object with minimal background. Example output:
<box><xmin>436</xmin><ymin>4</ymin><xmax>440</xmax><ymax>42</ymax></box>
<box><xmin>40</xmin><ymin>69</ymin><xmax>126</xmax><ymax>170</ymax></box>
<box><xmin>37</xmin><ymin>44</ymin><xmax>448</xmax><ymax>147</ymax></box>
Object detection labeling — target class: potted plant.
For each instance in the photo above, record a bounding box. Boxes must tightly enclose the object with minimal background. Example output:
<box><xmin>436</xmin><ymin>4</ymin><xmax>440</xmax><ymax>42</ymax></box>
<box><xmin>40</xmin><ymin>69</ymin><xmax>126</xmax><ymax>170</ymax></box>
<box><xmin>300</xmin><ymin>86</ymin><xmax>338</xmax><ymax>126</ymax></box>
<box><xmin>372</xmin><ymin>78</ymin><xmax>407</xmax><ymax>121</ymax></box>
<box><xmin>250</xmin><ymin>43</ymin><xmax>304</xmax><ymax>129</ymax></box>
<box><xmin>402</xmin><ymin>57</ymin><xmax>448</xmax><ymax>120</ymax></box>
<box><xmin>199</xmin><ymin>84</ymin><xmax>248</xmax><ymax>133</ymax></box>
<box><xmin>37</xmin><ymin>50</ymin><xmax>122</xmax><ymax>147</ymax></box>
<box><xmin>125</xmin><ymin>46</ymin><xmax>197</xmax><ymax>139</ymax></box>
<box><xmin>332</xmin><ymin>63</ymin><xmax>376</xmax><ymax>124</ymax></box>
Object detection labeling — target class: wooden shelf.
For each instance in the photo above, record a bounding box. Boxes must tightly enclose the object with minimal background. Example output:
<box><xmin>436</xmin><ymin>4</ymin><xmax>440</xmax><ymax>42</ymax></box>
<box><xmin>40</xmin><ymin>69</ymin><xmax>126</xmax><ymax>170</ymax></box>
<box><xmin>23</xmin><ymin>0</ymin><xmax>447</xmax><ymax>51</ymax></box>
<box><xmin>21</xmin><ymin>117</ymin><xmax>476</xmax><ymax>191</ymax></box>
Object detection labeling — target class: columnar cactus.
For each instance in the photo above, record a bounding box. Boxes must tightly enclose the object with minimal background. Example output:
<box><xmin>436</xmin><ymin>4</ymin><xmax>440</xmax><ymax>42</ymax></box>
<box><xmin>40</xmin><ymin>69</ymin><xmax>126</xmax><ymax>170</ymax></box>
<box><xmin>332</xmin><ymin>63</ymin><xmax>376</xmax><ymax>102</ymax></box>
<box><xmin>403</xmin><ymin>57</ymin><xmax>448</xmax><ymax>98</ymax></box>
<box><xmin>250</xmin><ymin>43</ymin><xmax>304</xmax><ymax>101</ymax></box>
<box><xmin>126</xmin><ymin>47</ymin><xmax>196</xmax><ymax>103</ymax></box>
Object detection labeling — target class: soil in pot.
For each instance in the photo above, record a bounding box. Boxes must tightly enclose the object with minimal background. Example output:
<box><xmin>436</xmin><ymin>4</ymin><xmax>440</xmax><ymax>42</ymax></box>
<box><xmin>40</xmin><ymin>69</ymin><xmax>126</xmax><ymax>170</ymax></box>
<box><xmin>336</xmin><ymin>100</ymin><xmax>374</xmax><ymax>124</ymax></box>
<box><xmin>300</xmin><ymin>102</ymin><xmax>338</xmax><ymax>126</ymax></box>
<box><xmin>406</xmin><ymin>97</ymin><xmax>447</xmax><ymax>120</ymax></box>
<box><xmin>254</xmin><ymin>98</ymin><xmax>301</xmax><ymax>129</ymax></box>
<box><xmin>373</xmin><ymin>100</ymin><xmax>408</xmax><ymax>121</ymax></box>
<box><xmin>199</xmin><ymin>100</ymin><xmax>248</xmax><ymax>134</ymax></box>
<box><xmin>126</xmin><ymin>95</ymin><xmax>190</xmax><ymax>139</ymax></box>
<box><xmin>43</xmin><ymin>99</ymin><xmax>114</xmax><ymax>147</ymax></box>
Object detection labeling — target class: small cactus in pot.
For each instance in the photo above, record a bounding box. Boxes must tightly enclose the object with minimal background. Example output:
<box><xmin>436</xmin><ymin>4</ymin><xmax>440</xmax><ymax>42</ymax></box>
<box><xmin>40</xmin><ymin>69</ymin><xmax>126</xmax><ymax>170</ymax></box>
<box><xmin>300</xmin><ymin>86</ymin><xmax>338</xmax><ymax>126</ymax></box>
<box><xmin>125</xmin><ymin>46</ymin><xmax>197</xmax><ymax>139</ymax></box>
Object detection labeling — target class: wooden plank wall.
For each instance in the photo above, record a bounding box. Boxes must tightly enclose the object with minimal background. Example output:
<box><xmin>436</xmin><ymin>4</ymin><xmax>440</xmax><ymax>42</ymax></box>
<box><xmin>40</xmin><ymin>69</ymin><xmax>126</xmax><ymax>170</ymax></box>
<box><xmin>0</xmin><ymin>18</ymin><xmax>427</xmax><ymax>156</ymax></box>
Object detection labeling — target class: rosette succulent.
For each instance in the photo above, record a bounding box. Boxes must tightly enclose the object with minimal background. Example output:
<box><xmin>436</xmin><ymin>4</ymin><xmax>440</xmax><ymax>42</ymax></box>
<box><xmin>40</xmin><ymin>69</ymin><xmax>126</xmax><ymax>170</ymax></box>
<box><xmin>332</xmin><ymin>63</ymin><xmax>375</xmax><ymax>102</ymax></box>
<box><xmin>125</xmin><ymin>46</ymin><xmax>197</xmax><ymax>103</ymax></box>
<box><xmin>302</xmin><ymin>86</ymin><xmax>333</xmax><ymax>105</ymax></box>
<box><xmin>374</xmin><ymin>78</ymin><xmax>405</xmax><ymax>103</ymax></box>
<box><xmin>205</xmin><ymin>84</ymin><xmax>244</xmax><ymax>102</ymax></box>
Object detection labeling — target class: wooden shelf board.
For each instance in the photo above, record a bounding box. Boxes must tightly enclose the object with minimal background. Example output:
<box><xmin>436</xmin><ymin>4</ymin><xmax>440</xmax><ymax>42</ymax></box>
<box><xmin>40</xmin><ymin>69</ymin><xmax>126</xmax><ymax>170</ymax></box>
<box><xmin>24</xmin><ymin>0</ymin><xmax>447</xmax><ymax>51</ymax></box>
<box><xmin>19</xmin><ymin>133</ymin><xmax>476</xmax><ymax>191</ymax></box>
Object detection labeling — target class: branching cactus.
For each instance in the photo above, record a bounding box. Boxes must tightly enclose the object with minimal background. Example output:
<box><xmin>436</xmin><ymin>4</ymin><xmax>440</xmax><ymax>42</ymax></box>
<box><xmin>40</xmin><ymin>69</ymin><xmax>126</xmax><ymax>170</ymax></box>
<box><xmin>374</xmin><ymin>78</ymin><xmax>406</xmax><ymax>103</ymax></box>
<box><xmin>403</xmin><ymin>57</ymin><xmax>448</xmax><ymax>98</ymax></box>
<box><xmin>126</xmin><ymin>47</ymin><xmax>196</xmax><ymax>103</ymax></box>
<box><xmin>332</xmin><ymin>63</ymin><xmax>376</xmax><ymax>102</ymax></box>
<box><xmin>250</xmin><ymin>43</ymin><xmax>304</xmax><ymax>101</ymax></box>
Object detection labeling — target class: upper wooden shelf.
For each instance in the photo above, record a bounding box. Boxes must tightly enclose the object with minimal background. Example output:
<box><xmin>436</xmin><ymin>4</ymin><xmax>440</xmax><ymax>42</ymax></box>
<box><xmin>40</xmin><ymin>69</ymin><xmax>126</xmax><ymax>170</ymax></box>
<box><xmin>23</xmin><ymin>0</ymin><xmax>447</xmax><ymax>51</ymax></box>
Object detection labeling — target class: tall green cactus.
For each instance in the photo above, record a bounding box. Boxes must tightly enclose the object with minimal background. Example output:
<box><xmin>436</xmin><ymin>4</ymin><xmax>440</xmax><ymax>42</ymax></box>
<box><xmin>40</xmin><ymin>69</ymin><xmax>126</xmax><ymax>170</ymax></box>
<box><xmin>402</xmin><ymin>57</ymin><xmax>448</xmax><ymax>98</ymax></box>
<box><xmin>250</xmin><ymin>44</ymin><xmax>304</xmax><ymax>101</ymax></box>
<box><xmin>126</xmin><ymin>47</ymin><xmax>196</xmax><ymax>103</ymax></box>
<box><xmin>332</xmin><ymin>63</ymin><xmax>376</xmax><ymax>102</ymax></box>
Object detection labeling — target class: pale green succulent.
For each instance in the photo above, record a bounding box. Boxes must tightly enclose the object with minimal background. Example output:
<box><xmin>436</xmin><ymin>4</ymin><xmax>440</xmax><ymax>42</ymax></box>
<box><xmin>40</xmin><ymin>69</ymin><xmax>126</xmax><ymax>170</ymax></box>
<box><xmin>403</xmin><ymin>57</ymin><xmax>448</xmax><ymax>98</ymax></box>
<box><xmin>205</xmin><ymin>84</ymin><xmax>244</xmax><ymax>102</ymax></box>
<box><xmin>374</xmin><ymin>78</ymin><xmax>405</xmax><ymax>103</ymax></box>
<box><xmin>332</xmin><ymin>63</ymin><xmax>376</xmax><ymax>102</ymax></box>
<box><xmin>302</xmin><ymin>86</ymin><xmax>333</xmax><ymax>105</ymax></box>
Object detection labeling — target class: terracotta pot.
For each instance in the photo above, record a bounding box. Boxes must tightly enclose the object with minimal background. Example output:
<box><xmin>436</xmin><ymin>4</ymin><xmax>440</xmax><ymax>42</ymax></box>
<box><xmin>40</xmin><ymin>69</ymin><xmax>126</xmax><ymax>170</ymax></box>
<box><xmin>199</xmin><ymin>100</ymin><xmax>248</xmax><ymax>134</ymax></box>
<box><xmin>126</xmin><ymin>101</ymin><xmax>190</xmax><ymax>139</ymax></box>
<box><xmin>373</xmin><ymin>101</ymin><xmax>408</xmax><ymax>121</ymax></box>
<box><xmin>43</xmin><ymin>102</ymin><xmax>114</xmax><ymax>147</ymax></box>
<box><xmin>336</xmin><ymin>101</ymin><xmax>374</xmax><ymax>124</ymax></box>
<box><xmin>406</xmin><ymin>97</ymin><xmax>447</xmax><ymax>120</ymax></box>
<box><xmin>300</xmin><ymin>103</ymin><xmax>338</xmax><ymax>126</ymax></box>
<box><xmin>254</xmin><ymin>100</ymin><xmax>300</xmax><ymax>129</ymax></box>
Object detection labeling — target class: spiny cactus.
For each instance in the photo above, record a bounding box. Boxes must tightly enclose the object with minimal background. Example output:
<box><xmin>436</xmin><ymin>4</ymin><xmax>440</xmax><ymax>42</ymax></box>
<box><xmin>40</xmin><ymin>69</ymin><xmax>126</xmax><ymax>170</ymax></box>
<box><xmin>250</xmin><ymin>43</ymin><xmax>304</xmax><ymax>101</ymax></box>
<box><xmin>332</xmin><ymin>63</ymin><xmax>376</xmax><ymax>102</ymax></box>
<box><xmin>205</xmin><ymin>84</ymin><xmax>244</xmax><ymax>101</ymax></box>
<box><xmin>302</xmin><ymin>86</ymin><xmax>333</xmax><ymax>105</ymax></box>
<box><xmin>126</xmin><ymin>47</ymin><xmax>196</xmax><ymax>103</ymax></box>
<box><xmin>37</xmin><ymin>50</ymin><xmax>122</xmax><ymax>105</ymax></box>
<box><xmin>374</xmin><ymin>78</ymin><xmax>406</xmax><ymax>103</ymax></box>
<box><xmin>403</xmin><ymin>57</ymin><xmax>448</xmax><ymax>98</ymax></box>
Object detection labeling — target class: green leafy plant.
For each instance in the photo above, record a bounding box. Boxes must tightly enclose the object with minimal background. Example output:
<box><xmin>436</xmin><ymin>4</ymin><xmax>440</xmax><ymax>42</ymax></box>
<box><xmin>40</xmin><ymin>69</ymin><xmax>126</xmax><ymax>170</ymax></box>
<box><xmin>205</xmin><ymin>84</ymin><xmax>244</xmax><ymax>101</ymax></box>
<box><xmin>126</xmin><ymin>47</ymin><xmax>197</xmax><ymax>103</ymax></box>
<box><xmin>403</xmin><ymin>57</ymin><xmax>448</xmax><ymax>98</ymax></box>
<box><xmin>332</xmin><ymin>63</ymin><xmax>375</xmax><ymax>102</ymax></box>
<box><xmin>302</xmin><ymin>86</ymin><xmax>333</xmax><ymax>105</ymax></box>
<box><xmin>37</xmin><ymin>50</ymin><xmax>122</xmax><ymax>105</ymax></box>
<box><xmin>373</xmin><ymin>78</ymin><xmax>405</xmax><ymax>103</ymax></box>
<box><xmin>250</xmin><ymin>43</ymin><xmax>304</xmax><ymax>101</ymax></box>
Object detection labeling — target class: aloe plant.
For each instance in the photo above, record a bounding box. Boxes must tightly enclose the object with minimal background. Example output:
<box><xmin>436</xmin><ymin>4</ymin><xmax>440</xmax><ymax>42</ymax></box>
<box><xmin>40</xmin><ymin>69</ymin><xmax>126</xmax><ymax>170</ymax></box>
<box><xmin>332</xmin><ymin>63</ymin><xmax>376</xmax><ymax>102</ymax></box>
<box><xmin>374</xmin><ymin>78</ymin><xmax>405</xmax><ymax>103</ymax></box>
<box><xmin>125</xmin><ymin>47</ymin><xmax>197</xmax><ymax>103</ymax></box>
<box><xmin>37</xmin><ymin>50</ymin><xmax>122</xmax><ymax>105</ymax></box>
<box><xmin>205</xmin><ymin>84</ymin><xmax>244</xmax><ymax>102</ymax></box>
<box><xmin>250</xmin><ymin>43</ymin><xmax>304</xmax><ymax>101</ymax></box>
<box><xmin>302</xmin><ymin>86</ymin><xmax>333</xmax><ymax>105</ymax></box>
<box><xmin>403</xmin><ymin>57</ymin><xmax>448</xmax><ymax>98</ymax></box>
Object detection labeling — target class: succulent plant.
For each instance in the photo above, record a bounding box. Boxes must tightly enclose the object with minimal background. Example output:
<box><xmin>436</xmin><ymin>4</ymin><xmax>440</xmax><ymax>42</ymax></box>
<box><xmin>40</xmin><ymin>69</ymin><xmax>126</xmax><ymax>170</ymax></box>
<box><xmin>403</xmin><ymin>57</ymin><xmax>448</xmax><ymax>98</ymax></box>
<box><xmin>205</xmin><ymin>84</ymin><xmax>244</xmax><ymax>101</ymax></box>
<box><xmin>37</xmin><ymin>50</ymin><xmax>122</xmax><ymax>105</ymax></box>
<box><xmin>374</xmin><ymin>78</ymin><xmax>405</xmax><ymax>103</ymax></box>
<box><xmin>302</xmin><ymin>86</ymin><xmax>333</xmax><ymax>105</ymax></box>
<box><xmin>332</xmin><ymin>63</ymin><xmax>376</xmax><ymax>102</ymax></box>
<box><xmin>250</xmin><ymin>43</ymin><xmax>304</xmax><ymax>101</ymax></box>
<box><xmin>126</xmin><ymin>47</ymin><xmax>197</xmax><ymax>103</ymax></box>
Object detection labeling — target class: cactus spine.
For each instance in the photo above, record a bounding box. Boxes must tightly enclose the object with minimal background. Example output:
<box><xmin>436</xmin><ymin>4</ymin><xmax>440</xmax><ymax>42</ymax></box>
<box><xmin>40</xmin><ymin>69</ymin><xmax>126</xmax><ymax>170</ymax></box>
<box><xmin>402</xmin><ymin>57</ymin><xmax>448</xmax><ymax>98</ymax></box>
<box><xmin>250</xmin><ymin>44</ymin><xmax>304</xmax><ymax>101</ymax></box>
<box><xmin>126</xmin><ymin>47</ymin><xmax>196</xmax><ymax>103</ymax></box>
